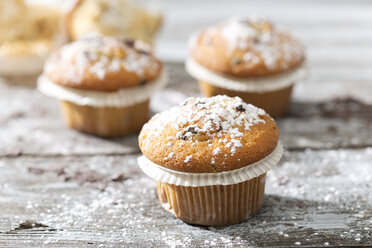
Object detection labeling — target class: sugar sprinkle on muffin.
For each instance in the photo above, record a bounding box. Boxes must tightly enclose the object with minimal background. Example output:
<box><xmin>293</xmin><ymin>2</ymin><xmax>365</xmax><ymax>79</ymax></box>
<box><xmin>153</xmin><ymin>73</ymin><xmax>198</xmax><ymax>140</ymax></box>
<box><xmin>192</xmin><ymin>16</ymin><xmax>304</xmax><ymax>76</ymax></box>
<box><xmin>44</xmin><ymin>35</ymin><xmax>162</xmax><ymax>91</ymax></box>
<box><xmin>139</xmin><ymin>95</ymin><xmax>278</xmax><ymax>173</ymax></box>
<box><xmin>38</xmin><ymin>35</ymin><xmax>167</xmax><ymax>137</ymax></box>
<box><xmin>66</xmin><ymin>0</ymin><xmax>162</xmax><ymax>44</ymax></box>
<box><xmin>138</xmin><ymin>95</ymin><xmax>283</xmax><ymax>226</ymax></box>
<box><xmin>187</xmin><ymin>15</ymin><xmax>307</xmax><ymax>117</ymax></box>
<box><xmin>0</xmin><ymin>0</ymin><xmax>65</xmax><ymax>77</ymax></box>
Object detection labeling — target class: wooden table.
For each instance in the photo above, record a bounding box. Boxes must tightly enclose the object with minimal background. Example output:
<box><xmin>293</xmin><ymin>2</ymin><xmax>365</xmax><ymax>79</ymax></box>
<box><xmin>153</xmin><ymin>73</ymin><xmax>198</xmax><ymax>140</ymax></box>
<box><xmin>1</xmin><ymin>0</ymin><xmax>372</xmax><ymax>247</ymax></box>
<box><xmin>0</xmin><ymin>62</ymin><xmax>371</xmax><ymax>247</ymax></box>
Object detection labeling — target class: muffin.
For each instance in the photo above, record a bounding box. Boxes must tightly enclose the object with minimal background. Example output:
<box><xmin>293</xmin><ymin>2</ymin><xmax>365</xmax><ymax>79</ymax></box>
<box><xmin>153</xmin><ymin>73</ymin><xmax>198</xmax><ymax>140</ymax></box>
<box><xmin>66</xmin><ymin>0</ymin><xmax>162</xmax><ymax>44</ymax></box>
<box><xmin>138</xmin><ymin>95</ymin><xmax>283</xmax><ymax>226</ymax></box>
<box><xmin>186</xmin><ymin>16</ymin><xmax>306</xmax><ymax>117</ymax></box>
<box><xmin>37</xmin><ymin>36</ymin><xmax>167</xmax><ymax>137</ymax></box>
<box><xmin>0</xmin><ymin>0</ymin><xmax>65</xmax><ymax>79</ymax></box>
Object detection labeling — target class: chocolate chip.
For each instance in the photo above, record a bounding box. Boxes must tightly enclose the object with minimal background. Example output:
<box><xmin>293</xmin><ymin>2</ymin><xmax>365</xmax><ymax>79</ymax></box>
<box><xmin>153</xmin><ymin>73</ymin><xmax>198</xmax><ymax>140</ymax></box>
<box><xmin>83</xmin><ymin>51</ymin><xmax>92</xmax><ymax>59</ymax></box>
<box><xmin>139</xmin><ymin>79</ymin><xmax>147</xmax><ymax>86</ymax></box>
<box><xmin>124</xmin><ymin>39</ymin><xmax>135</xmax><ymax>47</ymax></box>
<box><xmin>195</xmin><ymin>100</ymin><xmax>206</xmax><ymax>105</ymax></box>
<box><xmin>232</xmin><ymin>58</ymin><xmax>243</xmax><ymax>66</ymax></box>
<box><xmin>254</xmin><ymin>37</ymin><xmax>261</xmax><ymax>44</ymax></box>
<box><xmin>193</xmin><ymin>100</ymin><xmax>207</xmax><ymax>110</ymax></box>
<box><xmin>186</xmin><ymin>126</ymin><xmax>198</xmax><ymax>134</ymax></box>
<box><xmin>235</xmin><ymin>104</ymin><xmax>246</xmax><ymax>112</ymax></box>
<box><xmin>180</xmin><ymin>134</ymin><xmax>188</xmax><ymax>141</ymax></box>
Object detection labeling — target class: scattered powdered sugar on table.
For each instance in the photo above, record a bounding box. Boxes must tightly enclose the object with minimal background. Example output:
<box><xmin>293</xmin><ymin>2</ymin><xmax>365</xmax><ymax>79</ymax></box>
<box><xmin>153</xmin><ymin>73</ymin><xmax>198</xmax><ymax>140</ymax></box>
<box><xmin>203</xmin><ymin>16</ymin><xmax>304</xmax><ymax>70</ymax></box>
<box><xmin>0</xmin><ymin>147</ymin><xmax>370</xmax><ymax>246</ymax></box>
<box><xmin>44</xmin><ymin>36</ymin><xmax>159</xmax><ymax>83</ymax></box>
<box><xmin>267</xmin><ymin>148</ymin><xmax>372</xmax><ymax>208</ymax></box>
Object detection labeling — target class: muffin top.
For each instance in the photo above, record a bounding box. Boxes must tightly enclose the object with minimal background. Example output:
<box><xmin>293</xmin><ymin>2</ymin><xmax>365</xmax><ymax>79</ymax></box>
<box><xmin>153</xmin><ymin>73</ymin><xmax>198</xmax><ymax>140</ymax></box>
<box><xmin>66</xmin><ymin>0</ymin><xmax>162</xmax><ymax>44</ymax></box>
<box><xmin>191</xmin><ymin>16</ymin><xmax>305</xmax><ymax>77</ymax></box>
<box><xmin>43</xmin><ymin>36</ymin><xmax>162</xmax><ymax>92</ymax></box>
<box><xmin>139</xmin><ymin>95</ymin><xmax>279</xmax><ymax>173</ymax></box>
<box><xmin>0</xmin><ymin>0</ymin><xmax>61</xmax><ymax>43</ymax></box>
<box><xmin>0</xmin><ymin>0</ymin><xmax>61</xmax><ymax>58</ymax></box>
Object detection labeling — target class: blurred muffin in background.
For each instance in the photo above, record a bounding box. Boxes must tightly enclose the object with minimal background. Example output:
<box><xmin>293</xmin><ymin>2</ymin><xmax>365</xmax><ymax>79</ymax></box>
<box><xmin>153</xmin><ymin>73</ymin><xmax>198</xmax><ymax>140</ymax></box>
<box><xmin>66</xmin><ymin>0</ymin><xmax>162</xmax><ymax>44</ymax></box>
<box><xmin>0</xmin><ymin>0</ymin><xmax>65</xmax><ymax>78</ymax></box>
<box><xmin>186</xmin><ymin>16</ymin><xmax>306</xmax><ymax>117</ymax></box>
<box><xmin>37</xmin><ymin>36</ymin><xmax>167</xmax><ymax>137</ymax></box>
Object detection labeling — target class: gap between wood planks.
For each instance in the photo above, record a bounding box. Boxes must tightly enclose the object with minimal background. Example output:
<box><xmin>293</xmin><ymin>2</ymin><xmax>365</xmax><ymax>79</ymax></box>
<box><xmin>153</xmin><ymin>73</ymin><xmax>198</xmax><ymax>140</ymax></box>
<box><xmin>1</xmin><ymin>146</ymin><xmax>371</xmax><ymax>159</ymax></box>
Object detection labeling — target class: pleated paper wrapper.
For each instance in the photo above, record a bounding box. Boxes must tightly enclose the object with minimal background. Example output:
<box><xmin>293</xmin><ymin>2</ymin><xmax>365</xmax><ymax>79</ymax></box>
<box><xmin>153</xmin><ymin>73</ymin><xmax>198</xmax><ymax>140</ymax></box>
<box><xmin>185</xmin><ymin>58</ymin><xmax>307</xmax><ymax>93</ymax></box>
<box><xmin>138</xmin><ymin>144</ymin><xmax>284</xmax><ymax>187</ymax></box>
<box><xmin>37</xmin><ymin>71</ymin><xmax>168</xmax><ymax>107</ymax></box>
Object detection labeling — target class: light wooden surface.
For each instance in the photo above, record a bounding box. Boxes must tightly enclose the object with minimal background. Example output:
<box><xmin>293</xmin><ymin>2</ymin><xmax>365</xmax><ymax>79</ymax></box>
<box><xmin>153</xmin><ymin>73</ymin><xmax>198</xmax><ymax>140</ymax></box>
<box><xmin>1</xmin><ymin>0</ymin><xmax>372</xmax><ymax>247</ymax></box>
<box><xmin>0</xmin><ymin>62</ymin><xmax>371</xmax><ymax>247</ymax></box>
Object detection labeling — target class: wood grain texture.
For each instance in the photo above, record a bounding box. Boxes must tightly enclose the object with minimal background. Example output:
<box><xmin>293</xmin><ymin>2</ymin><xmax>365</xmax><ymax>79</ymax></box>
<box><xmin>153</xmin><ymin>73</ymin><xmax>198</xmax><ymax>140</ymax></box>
<box><xmin>0</xmin><ymin>149</ymin><xmax>370</xmax><ymax>247</ymax></box>
<box><xmin>1</xmin><ymin>61</ymin><xmax>371</xmax><ymax>247</ymax></box>
<box><xmin>1</xmin><ymin>63</ymin><xmax>371</xmax><ymax>157</ymax></box>
<box><xmin>1</xmin><ymin>0</ymin><xmax>372</xmax><ymax>246</ymax></box>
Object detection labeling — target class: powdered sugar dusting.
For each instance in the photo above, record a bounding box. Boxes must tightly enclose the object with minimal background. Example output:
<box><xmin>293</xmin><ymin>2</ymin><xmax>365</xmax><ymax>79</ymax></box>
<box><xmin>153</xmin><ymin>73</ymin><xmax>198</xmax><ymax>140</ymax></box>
<box><xmin>184</xmin><ymin>155</ymin><xmax>193</xmax><ymax>163</ymax></box>
<box><xmin>203</xmin><ymin>16</ymin><xmax>304</xmax><ymax>70</ymax></box>
<box><xmin>229</xmin><ymin>140</ymin><xmax>243</xmax><ymax>154</ymax></box>
<box><xmin>165</xmin><ymin>152</ymin><xmax>174</xmax><ymax>160</ymax></box>
<box><xmin>44</xmin><ymin>36</ymin><xmax>159</xmax><ymax>84</ymax></box>
<box><xmin>142</xmin><ymin>95</ymin><xmax>267</xmax><ymax>155</ymax></box>
<box><xmin>213</xmin><ymin>147</ymin><xmax>221</xmax><ymax>155</ymax></box>
<box><xmin>2</xmin><ymin>149</ymin><xmax>369</xmax><ymax>247</ymax></box>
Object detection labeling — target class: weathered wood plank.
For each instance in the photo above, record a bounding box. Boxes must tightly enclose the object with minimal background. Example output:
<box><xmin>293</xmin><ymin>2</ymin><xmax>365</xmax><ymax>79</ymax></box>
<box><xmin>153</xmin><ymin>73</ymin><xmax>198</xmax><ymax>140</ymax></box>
<box><xmin>0</xmin><ymin>148</ymin><xmax>370</xmax><ymax>247</ymax></box>
<box><xmin>1</xmin><ymin>1</ymin><xmax>371</xmax><ymax>247</ymax></box>
<box><xmin>0</xmin><ymin>81</ymin><xmax>139</xmax><ymax>156</ymax></box>
<box><xmin>1</xmin><ymin>63</ymin><xmax>371</xmax><ymax>157</ymax></box>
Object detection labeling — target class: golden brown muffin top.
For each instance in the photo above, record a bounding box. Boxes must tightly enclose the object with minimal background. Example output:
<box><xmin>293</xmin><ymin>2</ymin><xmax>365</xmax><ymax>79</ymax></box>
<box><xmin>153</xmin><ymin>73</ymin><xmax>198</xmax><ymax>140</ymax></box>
<box><xmin>66</xmin><ymin>0</ymin><xmax>162</xmax><ymax>44</ymax></box>
<box><xmin>191</xmin><ymin>16</ymin><xmax>305</xmax><ymax>77</ymax></box>
<box><xmin>0</xmin><ymin>0</ymin><xmax>61</xmax><ymax>43</ymax></box>
<box><xmin>43</xmin><ymin>36</ymin><xmax>162</xmax><ymax>91</ymax></box>
<box><xmin>0</xmin><ymin>0</ymin><xmax>62</xmax><ymax>58</ymax></box>
<box><xmin>139</xmin><ymin>95</ymin><xmax>279</xmax><ymax>173</ymax></box>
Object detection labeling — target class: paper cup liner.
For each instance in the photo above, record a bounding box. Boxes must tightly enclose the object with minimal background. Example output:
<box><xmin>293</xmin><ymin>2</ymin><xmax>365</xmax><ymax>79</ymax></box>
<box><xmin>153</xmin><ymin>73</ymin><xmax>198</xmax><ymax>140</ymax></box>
<box><xmin>200</xmin><ymin>81</ymin><xmax>294</xmax><ymax>117</ymax></box>
<box><xmin>156</xmin><ymin>173</ymin><xmax>266</xmax><ymax>226</ymax></box>
<box><xmin>0</xmin><ymin>55</ymin><xmax>45</xmax><ymax>77</ymax></box>
<box><xmin>138</xmin><ymin>144</ymin><xmax>283</xmax><ymax>187</ymax></box>
<box><xmin>185</xmin><ymin>58</ymin><xmax>307</xmax><ymax>93</ymax></box>
<box><xmin>60</xmin><ymin>99</ymin><xmax>149</xmax><ymax>137</ymax></box>
<box><xmin>37</xmin><ymin>71</ymin><xmax>168</xmax><ymax>107</ymax></box>
<box><xmin>0</xmin><ymin>34</ymin><xmax>66</xmax><ymax>78</ymax></box>
<box><xmin>139</xmin><ymin>144</ymin><xmax>283</xmax><ymax>226</ymax></box>
<box><xmin>0</xmin><ymin>55</ymin><xmax>44</xmax><ymax>86</ymax></box>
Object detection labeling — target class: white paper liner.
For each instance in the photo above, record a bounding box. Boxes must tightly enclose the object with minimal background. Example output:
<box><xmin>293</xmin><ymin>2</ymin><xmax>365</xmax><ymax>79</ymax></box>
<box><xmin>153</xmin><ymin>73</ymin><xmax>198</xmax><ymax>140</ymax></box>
<box><xmin>185</xmin><ymin>58</ymin><xmax>307</xmax><ymax>93</ymax></box>
<box><xmin>0</xmin><ymin>35</ymin><xmax>67</xmax><ymax>76</ymax></box>
<box><xmin>138</xmin><ymin>144</ymin><xmax>284</xmax><ymax>187</ymax></box>
<box><xmin>0</xmin><ymin>54</ymin><xmax>46</xmax><ymax>76</ymax></box>
<box><xmin>37</xmin><ymin>71</ymin><xmax>168</xmax><ymax>107</ymax></box>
